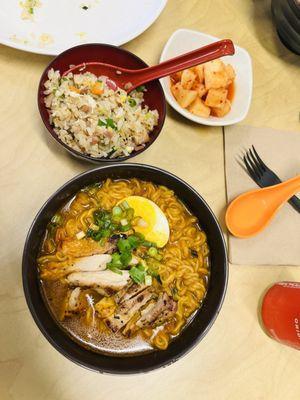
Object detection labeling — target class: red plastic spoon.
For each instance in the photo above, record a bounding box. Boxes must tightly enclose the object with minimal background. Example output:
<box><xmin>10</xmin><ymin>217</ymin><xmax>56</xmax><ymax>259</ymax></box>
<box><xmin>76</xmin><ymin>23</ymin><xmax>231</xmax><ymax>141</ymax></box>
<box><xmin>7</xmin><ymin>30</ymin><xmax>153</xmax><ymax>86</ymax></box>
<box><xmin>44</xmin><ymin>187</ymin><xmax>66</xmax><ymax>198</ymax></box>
<box><xmin>63</xmin><ymin>39</ymin><xmax>235</xmax><ymax>92</ymax></box>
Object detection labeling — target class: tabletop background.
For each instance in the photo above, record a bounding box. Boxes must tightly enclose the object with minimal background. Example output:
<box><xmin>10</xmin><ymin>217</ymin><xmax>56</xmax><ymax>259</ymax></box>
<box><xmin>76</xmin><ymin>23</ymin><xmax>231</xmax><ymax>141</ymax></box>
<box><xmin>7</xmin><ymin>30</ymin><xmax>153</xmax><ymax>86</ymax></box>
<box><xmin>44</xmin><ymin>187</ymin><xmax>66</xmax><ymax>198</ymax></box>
<box><xmin>1</xmin><ymin>1</ymin><xmax>300</xmax><ymax>399</ymax></box>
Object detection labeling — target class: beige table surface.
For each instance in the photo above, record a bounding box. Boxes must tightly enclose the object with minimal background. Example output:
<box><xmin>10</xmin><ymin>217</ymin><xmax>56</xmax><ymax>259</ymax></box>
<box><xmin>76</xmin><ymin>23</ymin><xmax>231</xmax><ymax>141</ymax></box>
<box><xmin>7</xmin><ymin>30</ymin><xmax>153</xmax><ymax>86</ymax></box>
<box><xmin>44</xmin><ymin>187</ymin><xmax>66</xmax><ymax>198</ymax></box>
<box><xmin>1</xmin><ymin>1</ymin><xmax>300</xmax><ymax>399</ymax></box>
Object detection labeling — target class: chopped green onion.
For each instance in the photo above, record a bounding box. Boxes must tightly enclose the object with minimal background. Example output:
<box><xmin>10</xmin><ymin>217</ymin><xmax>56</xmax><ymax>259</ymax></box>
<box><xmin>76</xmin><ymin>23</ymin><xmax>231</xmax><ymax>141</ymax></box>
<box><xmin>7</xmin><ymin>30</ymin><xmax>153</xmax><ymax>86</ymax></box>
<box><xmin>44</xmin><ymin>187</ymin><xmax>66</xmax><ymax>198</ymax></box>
<box><xmin>135</xmin><ymin>232</ymin><xmax>145</xmax><ymax>241</ymax></box>
<box><xmin>89</xmin><ymin>223</ymin><xmax>99</xmax><ymax>231</ymax></box>
<box><xmin>99</xmin><ymin>238</ymin><xmax>107</xmax><ymax>246</ymax></box>
<box><xmin>142</xmin><ymin>240</ymin><xmax>154</xmax><ymax>248</ymax></box>
<box><xmin>120</xmin><ymin>251</ymin><xmax>132</xmax><ymax>266</ymax></box>
<box><xmin>127</xmin><ymin>235</ymin><xmax>141</xmax><ymax>249</ymax></box>
<box><xmin>107</xmin><ymin>265</ymin><xmax>122</xmax><ymax>275</ymax></box>
<box><xmin>125</xmin><ymin>208</ymin><xmax>134</xmax><ymax>221</ymax></box>
<box><xmin>93</xmin><ymin>210</ymin><xmax>104</xmax><ymax>222</ymax></box>
<box><xmin>129</xmin><ymin>255</ymin><xmax>139</xmax><ymax>265</ymax></box>
<box><xmin>103</xmin><ymin>220</ymin><xmax>111</xmax><ymax>229</ymax></box>
<box><xmin>109</xmin><ymin>253</ymin><xmax>123</xmax><ymax>268</ymax></box>
<box><xmin>120</xmin><ymin>200</ymin><xmax>130</xmax><ymax>210</ymax></box>
<box><xmin>145</xmin><ymin>275</ymin><xmax>152</xmax><ymax>286</ymax></box>
<box><xmin>106</xmin><ymin>118</ymin><xmax>117</xmax><ymax>130</ymax></box>
<box><xmin>76</xmin><ymin>231</ymin><xmax>86</xmax><ymax>240</ymax></box>
<box><xmin>137</xmin><ymin>263</ymin><xmax>146</xmax><ymax>271</ymax></box>
<box><xmin>112</xmin><ymin>214</ymin><xmax>122</xmax><ymax>223</ymax></box>
<box><xmin>86</xmin><ymin>228</ymin><xmax>93</xmax><ymax>237</ymax></box>
<box><xmin>100</xmin><ymin>229</ymin><xmax>111</xmax><ymax>238</ymax></box>
<box><xmin>136</xmin><ymin>85</ymin><xmax>146</xmax><ymax>92</ymax></box>
<box><xmin>129</xmin><ymin>266</ymin><xmax>146</xmax><ymax>284</ymax></box>
<box><xmin>48</xmin><ymin>222</ymin><xmax>58</xmax><ymax>238</ymax></box>
<box><xmin>87</xmin><ymin>229</ymin><xmax>102</xmax><ymax>241</ymax></box>
<box><xmin>51</xmin><ymin>214</ymin><xmax>61</xmax><ymax>224</ymax></box>
<box><xmin>120</xmin><ymin>218</ymin><xmax>128</xmax><ymax>226</ymax></box>
<box><xmin>148</xmin><ymin>247</ymin><xmax>158</xmax><ymax>257</ymax></box>
<box><xmin>139</xmin><ymin>259</ymin><xmax>147</xmax><ymax>268</ymax></box>
<box><xmin>98</xmin><ymin>119</ymin><xmax>106</xmax><ymax>127</ymax></box>
<box><xmin>120</xmin><ymin>224</ymin><xmax>131</xmax><ymax>232</ymax></box>
<box><xmin>148</xmin><ymin>269</ymin><xmax>160</xmax><ymax>279</ymax></box>
<box><xmin>128</xmin><ymin>98</ymin><xmax>137</xmax><ymax>107</ymax></box>
<box><xmin>112</xmin><ymin>206</ymin><xmax>122</xmax><ymax>216</ymax></box>
<box><xmin>117</xmin><ymin>239</ymin><xmax>131</xmax><ymax>253</ymax></box>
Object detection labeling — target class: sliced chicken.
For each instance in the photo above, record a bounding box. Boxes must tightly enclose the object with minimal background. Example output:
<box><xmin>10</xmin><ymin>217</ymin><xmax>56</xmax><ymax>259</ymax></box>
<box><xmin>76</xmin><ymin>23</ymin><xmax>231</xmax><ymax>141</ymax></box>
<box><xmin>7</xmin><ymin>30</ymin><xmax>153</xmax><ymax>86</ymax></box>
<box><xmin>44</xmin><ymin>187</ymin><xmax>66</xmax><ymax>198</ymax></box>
<box><xmin>68</xmin><ymin>287</ymin><xmax>82</xmax><ymax>312</ymax></box>
<box><xmin>72</xmin><ymin>254</ymin><xmax>112</xmax><ymax>272</ymax></box>
<box><xmin>113</xmin><ymin>282</ymin><xmax>133</xmax><ymax>304</ymax></box>
<box><xmin>122</xmin><ymin>311</ymin><xmax>143</xmax><ymax>337</ymax></box>
<box><xmin>66</xmin><ymin>270</ymin><xmax>130</xmax><ymax>294</ymax></box>
<box><xmin>57</xmin><ymin>253</ymin><xmax>112</xmax><ymax>278</ymax></box>
<box><xmin>60</xmin><ymin>287</ymin><xmax>82</xmax><ymax>320</ymax></box>
<box><xmin>60</xmin><ymin>238</ymin><xmax>115</xmax><ymax>257</ymax></box>
<box><xmin>136</xmin><ymin>292</ymin><xmax>170</xmax><ymax>328</ymax></box>
<box><xmin>93</xmin><ymin>287</ymin><xmax>115</xmax><ymax>297</ymax></box>
<box><xmin>114</xmin><ymin>283</ymin><xmax>147</xmax><ymax>304</ymax></box>
<box><xmin>153</xmin><ymin>296</ymin><xmax>177</xmax><ymax>327</ymax></box>
<box><xmin>61</xmin><ymin>287</ymin><xmax>103</xmax><ymax>321</ymax></box>
<box><xmin>105</xmin><ymin>287</ymin><xmax>155</xmax><ymax>333</ymax></box>
<box><xmin>60</xmin><ymin>287</ymin><xmax>83</xmax><ymax>320</ymax></box>
<box><xmin>124</xmin><ymin>292</ymin><xmax>177</xmax><ymax>336</ymax></box>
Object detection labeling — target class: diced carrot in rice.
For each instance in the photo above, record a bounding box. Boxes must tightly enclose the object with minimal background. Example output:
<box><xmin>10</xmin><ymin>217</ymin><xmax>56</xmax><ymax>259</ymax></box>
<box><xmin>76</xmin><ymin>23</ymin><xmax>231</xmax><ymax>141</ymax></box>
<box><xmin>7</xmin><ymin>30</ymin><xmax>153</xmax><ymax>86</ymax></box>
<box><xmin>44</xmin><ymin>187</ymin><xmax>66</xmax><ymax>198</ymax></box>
<box><xmin>69</xmin><ymin>85</ymin><xmax>81</xmax><ymax>94</ymax></box>
<box><xmin>91</xmin><ymin>82</ymin><xmax>104</xmax><ymax>95</ymax></box>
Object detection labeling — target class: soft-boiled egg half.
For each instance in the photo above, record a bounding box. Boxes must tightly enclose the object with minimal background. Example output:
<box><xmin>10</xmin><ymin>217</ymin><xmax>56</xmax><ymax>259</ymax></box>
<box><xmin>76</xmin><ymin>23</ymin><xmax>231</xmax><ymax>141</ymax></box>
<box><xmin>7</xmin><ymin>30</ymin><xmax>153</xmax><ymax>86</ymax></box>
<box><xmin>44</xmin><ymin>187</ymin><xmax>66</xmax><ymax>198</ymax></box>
<box><xmin>119</xmin><ymin>196</ymin><xmax>170</xmax><ymax>248</ymax></box>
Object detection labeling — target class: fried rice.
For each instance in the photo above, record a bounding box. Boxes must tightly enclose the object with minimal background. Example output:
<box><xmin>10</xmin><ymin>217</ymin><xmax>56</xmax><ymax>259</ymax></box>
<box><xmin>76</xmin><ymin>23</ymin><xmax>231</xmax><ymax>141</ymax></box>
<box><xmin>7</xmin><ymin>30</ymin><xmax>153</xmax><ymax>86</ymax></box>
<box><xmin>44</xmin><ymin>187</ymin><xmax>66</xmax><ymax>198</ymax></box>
<box><xmin>43</xmin><ymin>69</ymin><xmax>159</xmax><ymax>158</ymax></box>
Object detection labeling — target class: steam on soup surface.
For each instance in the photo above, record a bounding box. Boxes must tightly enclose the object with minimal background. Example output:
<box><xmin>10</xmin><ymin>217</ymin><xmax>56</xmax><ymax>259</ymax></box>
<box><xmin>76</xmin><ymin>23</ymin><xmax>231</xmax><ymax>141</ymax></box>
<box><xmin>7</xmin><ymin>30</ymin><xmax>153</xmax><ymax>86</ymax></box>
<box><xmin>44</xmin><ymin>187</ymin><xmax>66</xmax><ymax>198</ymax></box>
<box><xmin>38</xmin><ymin>178</ymin><xmax>210</xmax><ymax>354</ymax></box>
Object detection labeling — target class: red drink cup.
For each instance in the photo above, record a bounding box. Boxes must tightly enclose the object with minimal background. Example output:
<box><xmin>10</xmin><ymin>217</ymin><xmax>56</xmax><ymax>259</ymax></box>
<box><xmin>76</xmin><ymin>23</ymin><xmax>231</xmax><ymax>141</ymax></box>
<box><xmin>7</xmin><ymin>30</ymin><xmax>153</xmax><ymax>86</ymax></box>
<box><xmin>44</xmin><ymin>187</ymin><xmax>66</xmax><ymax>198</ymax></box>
<box><xmin>261</xmin><ymin>282</ymin><xmax>300</xmax><ymax>350</ymax></box>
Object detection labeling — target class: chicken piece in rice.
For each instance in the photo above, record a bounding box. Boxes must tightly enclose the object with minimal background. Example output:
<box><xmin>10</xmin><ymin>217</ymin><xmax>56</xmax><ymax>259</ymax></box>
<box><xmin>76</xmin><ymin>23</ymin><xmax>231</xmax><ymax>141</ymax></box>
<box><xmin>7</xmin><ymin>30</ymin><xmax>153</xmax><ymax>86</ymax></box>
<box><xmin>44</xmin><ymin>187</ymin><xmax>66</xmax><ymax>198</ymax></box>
<box><xmin>43</xmin><ymin>69</ymin><xmax>159</xmax><ymax>158</ymax></box>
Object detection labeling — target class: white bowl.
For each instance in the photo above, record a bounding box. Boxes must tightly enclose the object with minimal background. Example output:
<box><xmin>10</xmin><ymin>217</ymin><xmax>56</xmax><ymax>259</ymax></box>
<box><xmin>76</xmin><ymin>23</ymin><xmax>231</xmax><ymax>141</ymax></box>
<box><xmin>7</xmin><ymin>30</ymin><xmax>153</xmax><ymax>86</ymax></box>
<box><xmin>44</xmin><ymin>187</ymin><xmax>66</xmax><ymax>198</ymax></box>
<box><xmin>160</xmin><ymin>29</ymin><xmax>253</xmax><ymax>126</ymax></box>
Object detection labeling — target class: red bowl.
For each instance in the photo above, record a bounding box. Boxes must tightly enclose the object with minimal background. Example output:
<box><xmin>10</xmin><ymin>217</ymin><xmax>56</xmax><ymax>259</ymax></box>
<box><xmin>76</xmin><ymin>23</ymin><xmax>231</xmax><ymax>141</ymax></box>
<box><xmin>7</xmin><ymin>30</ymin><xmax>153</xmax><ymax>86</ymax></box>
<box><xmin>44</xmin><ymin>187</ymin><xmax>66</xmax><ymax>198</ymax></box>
<box><xmin>38</xmin><ymin>43</ymin><xmax>166</xmax><ymax>163</ymax></box>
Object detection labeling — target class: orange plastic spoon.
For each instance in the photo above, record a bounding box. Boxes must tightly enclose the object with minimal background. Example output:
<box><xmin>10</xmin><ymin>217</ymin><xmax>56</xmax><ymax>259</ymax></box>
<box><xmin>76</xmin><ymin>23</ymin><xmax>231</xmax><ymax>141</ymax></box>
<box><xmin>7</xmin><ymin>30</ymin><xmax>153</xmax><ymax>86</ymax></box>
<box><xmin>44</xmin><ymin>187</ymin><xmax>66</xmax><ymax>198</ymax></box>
<box><xmin>226</xmin><ymin>175</ymin><xmax>300</xmax><ymax>238</ymax></box>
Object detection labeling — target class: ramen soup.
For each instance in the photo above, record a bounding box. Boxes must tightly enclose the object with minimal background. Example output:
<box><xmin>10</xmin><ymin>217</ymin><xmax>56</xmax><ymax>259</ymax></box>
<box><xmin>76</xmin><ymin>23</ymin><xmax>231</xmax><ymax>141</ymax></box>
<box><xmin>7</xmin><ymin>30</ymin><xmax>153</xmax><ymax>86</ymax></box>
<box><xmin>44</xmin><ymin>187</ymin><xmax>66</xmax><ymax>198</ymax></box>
<box><xmin>38</xmin><ymin>178</ymin><xmax>210</xmax><ymax>354</ymax></box>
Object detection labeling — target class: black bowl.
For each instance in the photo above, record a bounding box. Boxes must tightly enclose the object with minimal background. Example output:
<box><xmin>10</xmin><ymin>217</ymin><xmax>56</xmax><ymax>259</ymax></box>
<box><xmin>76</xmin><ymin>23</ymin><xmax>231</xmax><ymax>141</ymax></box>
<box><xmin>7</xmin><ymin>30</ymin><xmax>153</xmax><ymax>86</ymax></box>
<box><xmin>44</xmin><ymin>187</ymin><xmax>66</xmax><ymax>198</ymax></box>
<box><xmin>22</xmin><ymin>164</ymin><xmax>228</xmax><ymax>374</ymax></box>
<box><xmin>271</xmin><ymin>0</ymin><xmax>300</xmax><ymax>54</ymax></box>
<box><xmin>38</xmin><ymin>43</ymin><xmax>166</xmax><ymax>163</ymax></box>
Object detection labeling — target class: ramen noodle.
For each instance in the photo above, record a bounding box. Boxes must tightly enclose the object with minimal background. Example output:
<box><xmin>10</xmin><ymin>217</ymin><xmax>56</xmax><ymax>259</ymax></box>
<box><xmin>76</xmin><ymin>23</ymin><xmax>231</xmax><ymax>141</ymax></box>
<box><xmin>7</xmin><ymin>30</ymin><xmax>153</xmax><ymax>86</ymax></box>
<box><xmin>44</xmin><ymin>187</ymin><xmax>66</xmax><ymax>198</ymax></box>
<box><xmin>38</xmin><ymin>178</ymin><xmax>210</xmax><ymax>353</ymax></box>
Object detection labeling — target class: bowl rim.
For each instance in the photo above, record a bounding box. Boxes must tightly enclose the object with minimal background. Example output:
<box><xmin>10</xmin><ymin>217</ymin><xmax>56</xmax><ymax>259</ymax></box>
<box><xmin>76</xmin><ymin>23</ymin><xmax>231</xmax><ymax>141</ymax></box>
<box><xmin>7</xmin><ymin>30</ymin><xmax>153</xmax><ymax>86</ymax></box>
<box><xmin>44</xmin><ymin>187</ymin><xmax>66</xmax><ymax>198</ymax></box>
<box><xmin>22</xmin><ymin>163</ymin><xmax>228</xmax><ymax>374</ymax></box>
<box><xmin>37</xmin><ymin>43</ymin><xmax>167</xmax><ymax>163</ymax></box>
<box><xmin>160</xmin><ymin>28</ymin><xmax>253</xmax><ymax>126</ymax></box>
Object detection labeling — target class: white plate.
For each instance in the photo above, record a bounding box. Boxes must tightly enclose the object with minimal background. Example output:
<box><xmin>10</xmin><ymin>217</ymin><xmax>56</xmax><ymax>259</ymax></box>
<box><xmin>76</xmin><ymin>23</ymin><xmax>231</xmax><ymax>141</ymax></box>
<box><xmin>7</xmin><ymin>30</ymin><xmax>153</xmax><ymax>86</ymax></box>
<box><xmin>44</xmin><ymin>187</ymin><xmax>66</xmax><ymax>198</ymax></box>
<box><xmin>160</xmin><ymin>29</ymin><xmax>253</xmax><ymax>126</ymax></box>
<box><xmin>0</xmin><ymin>0</ymin><xmax>167</xmax><ymax>56</ymax></box>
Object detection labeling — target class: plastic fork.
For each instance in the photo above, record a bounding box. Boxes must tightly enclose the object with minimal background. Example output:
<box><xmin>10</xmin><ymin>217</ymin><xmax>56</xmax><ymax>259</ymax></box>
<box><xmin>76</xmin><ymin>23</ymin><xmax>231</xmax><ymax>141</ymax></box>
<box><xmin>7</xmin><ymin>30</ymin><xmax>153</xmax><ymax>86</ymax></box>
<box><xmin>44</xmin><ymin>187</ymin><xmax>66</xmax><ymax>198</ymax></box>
<box><xmin>242</xmin><ymin>146</ymin><xmax>300</xmax><ymax>213</ymax></box>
